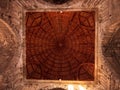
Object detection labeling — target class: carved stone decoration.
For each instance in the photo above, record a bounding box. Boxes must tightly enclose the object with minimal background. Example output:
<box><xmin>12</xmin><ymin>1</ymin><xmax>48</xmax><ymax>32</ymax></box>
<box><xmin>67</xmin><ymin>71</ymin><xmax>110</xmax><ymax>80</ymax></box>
<box><xmin>0</xmin><ymin>19</ymin><xmax>16</xmax><ymax>74</ymax></box>
<box><xmin>103</xmin><ymin>22</ymin><xmax>120</xmax><ymax>77</ymax></box>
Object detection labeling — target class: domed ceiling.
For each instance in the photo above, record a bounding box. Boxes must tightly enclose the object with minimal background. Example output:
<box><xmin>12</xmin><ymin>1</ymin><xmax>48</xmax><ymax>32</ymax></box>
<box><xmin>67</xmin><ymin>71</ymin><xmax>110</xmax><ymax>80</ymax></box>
<box><xmin>26</xmin><ymin>11</ymin><xmax>95</xmax><ymax>81</ymax></box>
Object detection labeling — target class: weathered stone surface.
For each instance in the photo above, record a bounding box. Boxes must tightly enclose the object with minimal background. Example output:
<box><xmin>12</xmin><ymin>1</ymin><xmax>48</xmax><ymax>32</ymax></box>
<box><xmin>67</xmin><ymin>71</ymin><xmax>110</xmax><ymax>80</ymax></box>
<box><xmin>0</xmin><ymin>19</ymin><xmax>16</xmax><ymax>74</ymax></box>
<box><xmin>0</xmin><ymin>0</ymin><xmax>120</xmax><ymax>90</ymax></box>
<box><xmin>0</xmin><ymin>0</ymin><xmax>9</xmax><ymax>9</ymax></box>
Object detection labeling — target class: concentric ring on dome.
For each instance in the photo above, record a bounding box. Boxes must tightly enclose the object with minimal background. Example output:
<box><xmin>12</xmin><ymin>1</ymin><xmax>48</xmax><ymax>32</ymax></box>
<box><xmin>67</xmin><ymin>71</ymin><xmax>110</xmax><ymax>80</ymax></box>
<box><xmin>26</xmin><ymin>11</ymin><xmax>95</xmax><ymax>81</ymax></box>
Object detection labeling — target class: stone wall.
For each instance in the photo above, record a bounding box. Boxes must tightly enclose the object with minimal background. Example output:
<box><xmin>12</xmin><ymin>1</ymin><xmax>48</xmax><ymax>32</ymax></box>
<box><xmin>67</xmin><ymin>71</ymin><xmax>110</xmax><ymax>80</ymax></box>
<box><xmin>0</xmin><ymin>0</ymin><xmax>120</xmax><ymax>90</ymax></box>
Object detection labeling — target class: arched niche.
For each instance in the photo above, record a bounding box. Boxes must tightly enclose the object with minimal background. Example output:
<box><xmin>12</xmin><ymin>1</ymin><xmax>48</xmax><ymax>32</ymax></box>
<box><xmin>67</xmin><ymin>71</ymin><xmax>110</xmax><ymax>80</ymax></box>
<box><xmin>43</xmin><ymin>0</ymin><xmax>71</xmax><ymax>4</ymax></box>
<box><xmin>36</xmin><ymin>0</ymin><xmax>80</xmax><ymax>7</ymax></box>
<box><xmin>0</xmin><ymin>18</ymin><xmax>17</xmax><ymax>74</ymax></box>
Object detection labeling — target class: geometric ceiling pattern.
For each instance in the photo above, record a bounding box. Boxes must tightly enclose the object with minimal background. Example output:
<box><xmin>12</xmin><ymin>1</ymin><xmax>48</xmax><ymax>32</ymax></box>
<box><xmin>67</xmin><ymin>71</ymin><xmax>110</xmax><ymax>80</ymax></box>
<box><xmin>26</xmin><ymin>11</ymin><xmax>95</xmax><ymax>81</ymax></box>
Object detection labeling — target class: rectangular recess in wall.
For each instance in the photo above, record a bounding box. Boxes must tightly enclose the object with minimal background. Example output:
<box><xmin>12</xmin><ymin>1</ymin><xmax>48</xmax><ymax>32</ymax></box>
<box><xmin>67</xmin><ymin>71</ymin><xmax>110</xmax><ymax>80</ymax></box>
<box><xmin>25</xmin><ymin>11</ymin><xmax>95</xmax><ymax>81</ymax></box>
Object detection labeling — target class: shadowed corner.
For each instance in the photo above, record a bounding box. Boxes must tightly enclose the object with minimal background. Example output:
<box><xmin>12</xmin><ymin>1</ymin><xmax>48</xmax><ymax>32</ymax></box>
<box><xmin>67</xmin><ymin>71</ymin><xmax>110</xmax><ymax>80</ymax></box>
<box><xmin>102</xmin><ymin>27</ymin><xmax>120</xmax><ymax>78</ymax></box>
<box><xmin>50</xmin><ymin>87</ymin><xmax>66</xmax><ymax>90</ymax></box>
<box><xmin>43</xmin><ymin>0</ymin><xmax>71</xmax><ymax>4</ymax></box>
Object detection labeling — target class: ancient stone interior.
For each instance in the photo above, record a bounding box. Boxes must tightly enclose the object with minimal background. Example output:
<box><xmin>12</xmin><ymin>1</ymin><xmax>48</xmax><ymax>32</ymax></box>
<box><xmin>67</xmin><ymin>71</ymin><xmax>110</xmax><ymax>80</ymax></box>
<box><xmin>0</xmin><ymin>0</ymin><xmax>120</xmax><ymax>90</ymax></box>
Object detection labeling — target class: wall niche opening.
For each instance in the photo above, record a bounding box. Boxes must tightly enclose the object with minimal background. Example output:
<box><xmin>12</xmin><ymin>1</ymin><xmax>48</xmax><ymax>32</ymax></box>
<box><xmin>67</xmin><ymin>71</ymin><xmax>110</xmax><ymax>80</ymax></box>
<box><xmin>43</xmin><ymin>0</ymin><xmax>71</xmax><ymax>4</ymax></box>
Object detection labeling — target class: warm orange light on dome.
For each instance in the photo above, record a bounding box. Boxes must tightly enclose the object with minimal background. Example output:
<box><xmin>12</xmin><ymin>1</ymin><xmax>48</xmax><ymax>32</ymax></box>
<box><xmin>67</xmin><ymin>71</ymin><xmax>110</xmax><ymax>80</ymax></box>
<box><xmin>26</xmin><ymin>11</ymin><xmax>95</xmax><ymax>81</ymax></box>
